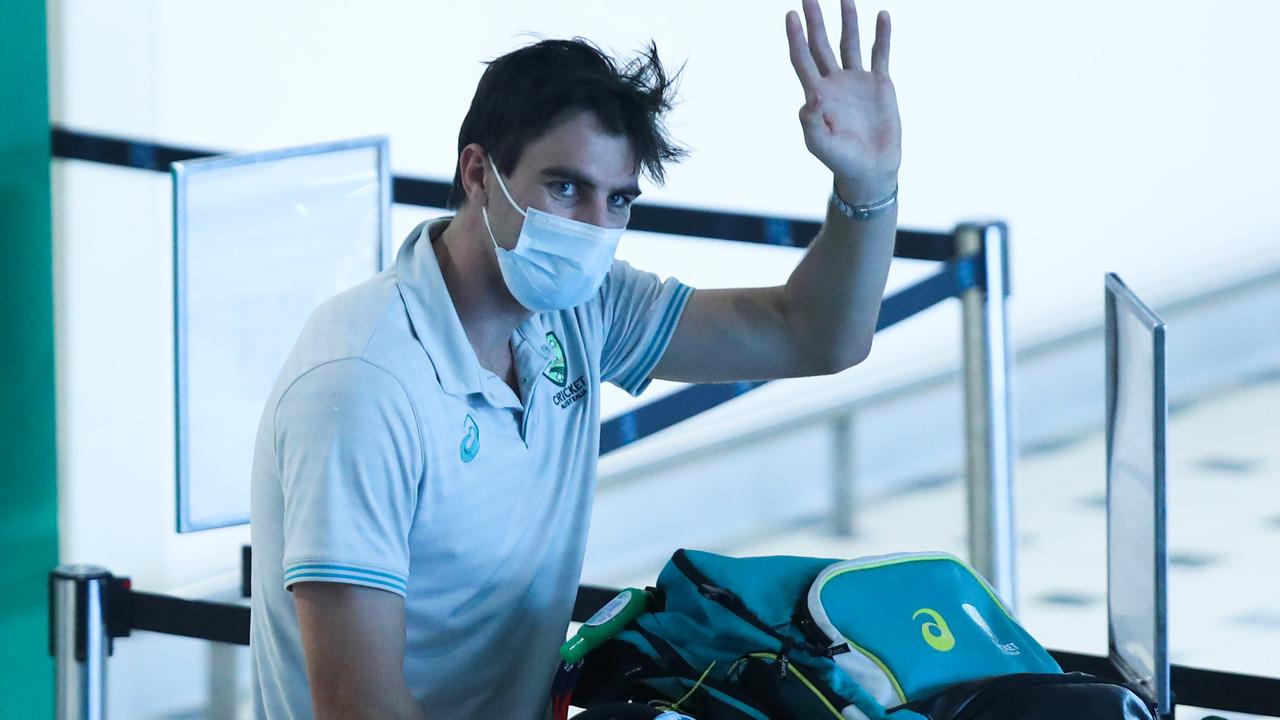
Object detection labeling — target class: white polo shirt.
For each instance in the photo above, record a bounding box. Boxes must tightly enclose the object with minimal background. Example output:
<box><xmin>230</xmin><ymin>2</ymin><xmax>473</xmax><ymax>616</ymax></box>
<box><xmin>249</xmin><ymin>216</ymin><xmax>693</xmax><ymax>720</ymax></box>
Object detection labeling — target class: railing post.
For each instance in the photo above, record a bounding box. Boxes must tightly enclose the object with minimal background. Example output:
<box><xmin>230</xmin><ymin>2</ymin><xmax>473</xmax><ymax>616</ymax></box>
<box><xmin>207</xmin><ymin>642</ymin><xmax>242</xmax><ymax>719</ymax></box>
<box><xmin>50</xmin><ymin>565</ymin><xmax>112</xmax><ymax>720</ymax></box>
<box><xmin>830</xmin><ymin>412</ymin><xmax>857</xmax><ymax>537</ymax></box>
<box><xmin>956</xmin><ymin>222</ymin><xmax>1018</xmax><ymax>609</ymax></box>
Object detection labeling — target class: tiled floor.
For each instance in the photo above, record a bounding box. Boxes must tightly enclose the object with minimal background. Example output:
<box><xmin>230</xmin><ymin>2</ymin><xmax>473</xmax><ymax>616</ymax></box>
<box><xmin>586</xmin><ymin>369</ymin><xmax>1280</xmax><ymax>719</ymax></box>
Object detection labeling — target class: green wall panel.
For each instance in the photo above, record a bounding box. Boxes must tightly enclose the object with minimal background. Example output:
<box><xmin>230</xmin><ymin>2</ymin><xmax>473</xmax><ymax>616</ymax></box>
<box><xmin>1</xmin><ymin>0</ymin><xmax>58</xmax><ymax>716</ymax></box>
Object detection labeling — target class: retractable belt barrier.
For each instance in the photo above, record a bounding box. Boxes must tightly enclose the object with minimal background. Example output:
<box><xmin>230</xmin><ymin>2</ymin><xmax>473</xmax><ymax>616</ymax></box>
<box><xmin>50</xmin><ymin>128</ymin><xmax>979</xmax><ymax>453</ymax></box>
<box><xmin>48</xmin><ymin>129</ymin><xmax>1280</xmax><ymax>719</ymax></box>
<box><xmin>48</xmin><ymin>559</ymin><xmax>1280</xmax><ymax>718</ymax></box>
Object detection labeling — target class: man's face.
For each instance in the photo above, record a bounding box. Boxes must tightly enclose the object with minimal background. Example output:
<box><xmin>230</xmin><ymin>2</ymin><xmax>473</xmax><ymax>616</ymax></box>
<box><xmin>485</xmin><ymin>110</ymin><xmax>642</xmax><ymax>250</ymax></box>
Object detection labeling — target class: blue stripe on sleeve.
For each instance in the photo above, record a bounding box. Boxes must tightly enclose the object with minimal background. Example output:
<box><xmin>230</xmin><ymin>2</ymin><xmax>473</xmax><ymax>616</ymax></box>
<box><xmin>284</xmin><ymin>563</ymin><xmax>408</xmax><ymax>595</ymax></box>
<box><xmin>284</xmin><ymin>572</ymin><xmax>407</xmax><ymax>595</ymax></box>
<box><xmin>620</xmin><ymin>283</ymin><xmax>694</xmax><ymax>394</ymax></box>
<box><xmin>286</xmin><ymin>562</ymin><xmax>405</xmax><ymax>583</ymax></box>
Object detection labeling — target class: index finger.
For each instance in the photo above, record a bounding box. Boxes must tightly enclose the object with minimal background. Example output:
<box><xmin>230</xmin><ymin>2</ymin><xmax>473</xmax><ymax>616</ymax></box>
<box><xmin>870</xmin><ymin>10</ymin><xmax>891</xmax><ymax>75</ymax></box>
<box><xmin>786</xmin><ymin>10</ymin><xmax>821</xmax><ymax>97</ymax></box>
<box><xmin>839</xmin><ymin>0</ymin><xmax>862</xmax><ymax>71</ymax></box>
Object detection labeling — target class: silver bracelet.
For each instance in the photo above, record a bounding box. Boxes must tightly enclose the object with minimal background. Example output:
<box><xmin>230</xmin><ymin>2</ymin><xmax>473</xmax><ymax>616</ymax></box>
<box><xmin>830</xmin><ymin>183</ymin><xmax>898</xmax><ymax>220</ymax></box>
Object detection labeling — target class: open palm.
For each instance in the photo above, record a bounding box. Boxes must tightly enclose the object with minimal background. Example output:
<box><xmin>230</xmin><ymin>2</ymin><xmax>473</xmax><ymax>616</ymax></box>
<box><xmin>786</xmin><ymin>0</ymin><xmax>902</xmax><ymax>202</ymax></box>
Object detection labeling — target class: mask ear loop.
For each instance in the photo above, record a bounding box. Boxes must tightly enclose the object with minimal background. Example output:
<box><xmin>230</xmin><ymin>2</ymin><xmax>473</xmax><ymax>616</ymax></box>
<box><xmin>487</xmin><ymin>156</ymin><xmax>527</xmax><ymax>218</ymax></box>
<box><xmin>481</xmin><ymin>154</ymin><xmax>527</xmax><ymax>257</ymax></box>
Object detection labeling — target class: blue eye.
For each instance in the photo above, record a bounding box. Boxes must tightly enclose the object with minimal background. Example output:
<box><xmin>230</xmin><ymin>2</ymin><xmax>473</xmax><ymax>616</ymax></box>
<box><xmin>610</xmin><ymin>194</ymin><xmax>633</xmax><ymax>209</ymax></box>
<box><xmin>551</xmin><ymin>181</ymin><xmax>577</xmax><ymax>199</ymax></box>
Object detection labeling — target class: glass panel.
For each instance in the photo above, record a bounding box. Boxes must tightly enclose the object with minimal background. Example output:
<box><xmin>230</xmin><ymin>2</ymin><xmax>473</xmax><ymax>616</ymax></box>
<box><xmin>1106</xmin><ymin>275</ymin><xmax>1169</xmax><ymax>712</ymax></box>
<box><xmin>175</xmin><ymin>140</ymin><xmax>388</xmax><ymax>532</ymax></box>
<box><xmin>1108</xmin><ymin>306</ymin><xmax>1158</xmax><ymax>687</ymax></box>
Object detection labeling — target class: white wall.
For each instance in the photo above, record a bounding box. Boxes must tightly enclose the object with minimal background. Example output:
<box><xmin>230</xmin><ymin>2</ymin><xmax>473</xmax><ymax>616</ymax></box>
<box><xmin>48</xmin><ymin>0</ymin><xmax>1280</xmax><ymax>716</ymax></box>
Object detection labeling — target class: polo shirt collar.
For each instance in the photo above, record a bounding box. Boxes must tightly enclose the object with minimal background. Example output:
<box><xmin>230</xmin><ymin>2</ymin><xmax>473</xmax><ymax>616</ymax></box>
<box><xmin>395</xmin><ymin>218</ymin><xmax>552</xmax><ymax>400</ymax></box>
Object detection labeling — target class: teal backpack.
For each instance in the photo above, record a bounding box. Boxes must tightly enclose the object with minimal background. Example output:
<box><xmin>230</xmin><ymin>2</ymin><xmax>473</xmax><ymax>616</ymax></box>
<box><xmin>573</xmin><ymin>548</ymin><xmax>1112</xmax><ymax>720</ymax></box>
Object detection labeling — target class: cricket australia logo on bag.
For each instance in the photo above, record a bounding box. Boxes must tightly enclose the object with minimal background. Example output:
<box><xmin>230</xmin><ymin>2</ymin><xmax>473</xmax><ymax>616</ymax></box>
<box><xmin>545</xmin><ymin>331</ymin><xmax>588</xmax><ymax>410</ymax></box>
<box><xmin>962</xmin><ymin>602</ymin><xmax>1021</xmax><ymax>655</ymax></box>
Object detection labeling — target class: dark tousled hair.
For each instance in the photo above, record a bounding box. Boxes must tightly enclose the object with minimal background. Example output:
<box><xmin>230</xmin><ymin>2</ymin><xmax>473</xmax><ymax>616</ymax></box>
<box><xmin>446</xmin><ymin>37</ymin><xmax>688</xmax><ymax>209</ymax></box>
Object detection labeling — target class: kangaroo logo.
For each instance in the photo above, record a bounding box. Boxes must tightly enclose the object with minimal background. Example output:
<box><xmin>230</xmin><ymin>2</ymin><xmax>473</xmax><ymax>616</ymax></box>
<box><xmin>459</xmin><ymin>414</ymin><xmax>479</xmax><ymax>463</ymax></box>
<box><xmin>913</xmin><ymin>608</ymin><xmax>956</xmax><ymax>652</ymax></box>
<box><xmin>543</xmin><ymin>332</ymin><xmax>568</xmax><ymax>387</ymax></box>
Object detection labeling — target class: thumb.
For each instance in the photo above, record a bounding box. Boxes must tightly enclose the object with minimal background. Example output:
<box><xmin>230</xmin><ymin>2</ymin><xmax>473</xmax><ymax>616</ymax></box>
<box><xmin>798</xmin><ymin>92</ymin><xmax>825</xmax><ymax>133</ymax></box>
<box><xmin>793</xmin><ymin>101</ymin><xmax>824</xmax><ymax>144</ymax></box>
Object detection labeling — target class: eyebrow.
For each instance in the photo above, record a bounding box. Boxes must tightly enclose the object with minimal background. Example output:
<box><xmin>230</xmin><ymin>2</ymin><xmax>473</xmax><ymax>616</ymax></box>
<box><xmin>540</xmin><ymin>166</ymin><xmax>642</xmax><ymax>198</ymax></box>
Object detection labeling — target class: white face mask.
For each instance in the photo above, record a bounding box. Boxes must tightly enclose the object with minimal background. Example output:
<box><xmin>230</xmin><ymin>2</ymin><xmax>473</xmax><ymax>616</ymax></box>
<box><xmin>481</xmin><ymin>157</ymin><xmax>624</xmax><ymax>312</ymax></box>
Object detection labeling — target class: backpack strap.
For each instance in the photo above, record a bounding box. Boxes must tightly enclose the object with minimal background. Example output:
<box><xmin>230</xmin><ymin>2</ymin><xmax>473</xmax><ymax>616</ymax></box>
<box><xmin>631</xmin><ymin>624</ymin><xmax>699</xmax><ymax>677</ymax></box>
<box><xmin>671</xmin><ymin>549</ymin><xmax>829</xmax><ymax>658</ymax></box>
<box><xmin>790</xmin><ymin>593</ymin><xmax>851</xmax><ymax>659</ymax></box>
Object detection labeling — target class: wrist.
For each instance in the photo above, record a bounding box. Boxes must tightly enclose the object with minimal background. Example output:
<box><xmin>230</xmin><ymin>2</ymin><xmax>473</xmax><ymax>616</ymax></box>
<box><xmin>834</xmin><ymin>174</ymin><xmax>898</xmax><ymax>207</ymax></box>
<box><xmin>830</xmin><ymin>176</ymin><xmax>898</xmax><ymax>221</ymax></box>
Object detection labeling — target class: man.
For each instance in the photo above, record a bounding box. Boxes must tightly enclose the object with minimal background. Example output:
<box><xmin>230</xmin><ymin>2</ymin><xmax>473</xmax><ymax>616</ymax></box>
<box><xmin>249</xmin><ymin>0</ymin><xmax>901</xmax><ymax>717</ymax></box>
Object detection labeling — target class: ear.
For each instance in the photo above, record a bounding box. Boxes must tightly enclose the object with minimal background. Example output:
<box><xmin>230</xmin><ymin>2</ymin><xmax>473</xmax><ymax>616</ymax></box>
<box><xmin>457</xmin><ymin>143</ymin><xmax>490</xmax><ymax>207</ymax></box>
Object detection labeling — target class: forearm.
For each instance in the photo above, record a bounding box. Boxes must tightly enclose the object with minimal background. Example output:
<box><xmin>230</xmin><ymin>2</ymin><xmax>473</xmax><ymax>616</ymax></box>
<box><xmin>315</xmin><ymin>687</ymin><xmax>429</xmax><ymax>720</ymax></box>
<box><xmin>367</xmin><ymin>688</ymin><xmax>431</xmax><ymax>720</ymax></box>
<box><xmin>780</xmin><ymin>175</ymin><xmax>898</xmax><ymax>372</ymax></box>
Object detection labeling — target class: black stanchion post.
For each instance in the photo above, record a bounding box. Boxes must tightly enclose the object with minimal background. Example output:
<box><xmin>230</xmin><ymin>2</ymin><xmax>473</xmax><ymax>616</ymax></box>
<box><xmin>241</xmin><ymin>545</ymin><xmax>252</xmax><ymax>599</ymax></box>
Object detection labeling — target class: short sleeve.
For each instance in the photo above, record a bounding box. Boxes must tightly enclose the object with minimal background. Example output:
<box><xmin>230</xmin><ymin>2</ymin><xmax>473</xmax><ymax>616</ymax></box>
<box><xmin>598</xmin><ymin>259</ymin><xmax>694</xmax><ymax>396</ymax></box>
<box><xmin>273</xmin><ymin>359</ymin><xmax>424</xmax><ymax>597</ymax></box>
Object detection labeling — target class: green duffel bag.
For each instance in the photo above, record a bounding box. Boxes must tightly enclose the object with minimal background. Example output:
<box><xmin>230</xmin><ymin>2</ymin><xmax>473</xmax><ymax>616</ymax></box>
<box><xmin>573</xmin><ymin>548</ymin><xmax>1152</xmax><ymax>720</ymax></box>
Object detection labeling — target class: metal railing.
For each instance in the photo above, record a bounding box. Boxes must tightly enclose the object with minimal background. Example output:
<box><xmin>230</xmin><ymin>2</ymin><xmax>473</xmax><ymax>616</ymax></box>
<box><xmin>48</xmin><ymin>129</ymin><xmax>1280</xmax><ymax>719</ymax></box>
<box><xmin>48</xmin><ymin>560</ymin><xmax>1280</xmax><ymax>719</ymax></box>
<box><xmin>51</xmin><ymin>128</ymin><xmax>1017</xmax><ymax>598</ymax></box>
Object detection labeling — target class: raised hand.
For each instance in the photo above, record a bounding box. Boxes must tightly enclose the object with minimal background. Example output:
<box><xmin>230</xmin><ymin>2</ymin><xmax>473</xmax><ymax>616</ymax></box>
<box><xmin>785</xmin><ymin>0</ymin><xmax>902</xmax><ymax>204</ymax></box>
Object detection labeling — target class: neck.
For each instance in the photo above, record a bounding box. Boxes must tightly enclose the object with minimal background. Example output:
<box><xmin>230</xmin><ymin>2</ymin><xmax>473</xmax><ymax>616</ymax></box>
<box><xmin>434</xmin><ymin>208</ymin><xmax>532</xmax><ymax>366</ymax></box>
